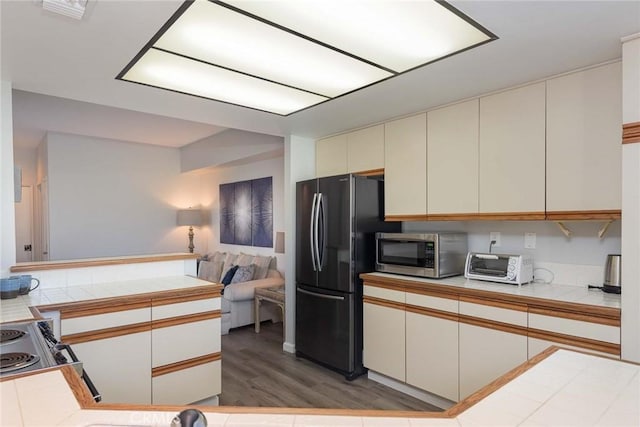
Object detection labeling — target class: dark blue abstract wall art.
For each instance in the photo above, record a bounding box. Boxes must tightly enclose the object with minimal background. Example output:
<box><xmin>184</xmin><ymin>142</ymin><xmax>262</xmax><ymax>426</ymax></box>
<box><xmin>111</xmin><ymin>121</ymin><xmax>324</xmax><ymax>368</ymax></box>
<box><xmin>219</xmin><ymin>176</ymin><xmax>273</xmax><ymax>247</ymax></box>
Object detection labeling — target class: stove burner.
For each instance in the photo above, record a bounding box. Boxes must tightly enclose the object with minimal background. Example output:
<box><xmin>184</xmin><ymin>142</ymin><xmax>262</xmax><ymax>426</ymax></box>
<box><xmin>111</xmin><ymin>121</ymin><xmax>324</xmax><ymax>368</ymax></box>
<box><xmin>0</xmin><ymin>352</ymin><xmax>40</xmax><ymax>373</ymax></box>
<box><xmin>0</xmin><ymin>329</ymin><xmax>27</xmax><ymax>344</ymax></box>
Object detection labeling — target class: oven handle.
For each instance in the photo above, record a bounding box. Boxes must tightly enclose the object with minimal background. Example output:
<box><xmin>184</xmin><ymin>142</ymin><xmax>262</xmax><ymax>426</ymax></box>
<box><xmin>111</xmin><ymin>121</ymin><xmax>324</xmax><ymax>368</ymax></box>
<box><xmin>56</xmin><ymin>343</ymin><xmax>102</xmax><ymax>402</ymax></box>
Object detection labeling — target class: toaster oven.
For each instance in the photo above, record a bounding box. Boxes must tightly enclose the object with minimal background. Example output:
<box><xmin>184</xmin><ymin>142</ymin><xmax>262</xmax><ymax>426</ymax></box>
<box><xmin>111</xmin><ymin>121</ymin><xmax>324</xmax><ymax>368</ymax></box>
<box><xmin>464</xmin><ymin>252</ymin><xmax>533</xmax><ymax>285</ymax></box>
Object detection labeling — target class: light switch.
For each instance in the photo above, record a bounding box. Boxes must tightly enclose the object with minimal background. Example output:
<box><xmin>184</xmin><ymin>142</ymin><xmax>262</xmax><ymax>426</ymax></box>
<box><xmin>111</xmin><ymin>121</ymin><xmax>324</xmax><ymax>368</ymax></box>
<box><xmin>524</xmin><ymin>232</ymin><xmax>536</xmax><ymax>249</ymax></box>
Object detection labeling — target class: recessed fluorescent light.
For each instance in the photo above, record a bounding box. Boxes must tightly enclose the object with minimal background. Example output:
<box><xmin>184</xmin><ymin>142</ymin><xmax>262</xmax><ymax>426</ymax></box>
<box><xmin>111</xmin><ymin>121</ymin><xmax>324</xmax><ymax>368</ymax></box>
<box><xmin>117</xmin><ymin>0</ymin><xmax>496</xmax><ymax>115</ymax></box>
<box><xmin>42</xmin><ymin>0</ymin><xmax>88</xmax><ymax>20</ymax></box>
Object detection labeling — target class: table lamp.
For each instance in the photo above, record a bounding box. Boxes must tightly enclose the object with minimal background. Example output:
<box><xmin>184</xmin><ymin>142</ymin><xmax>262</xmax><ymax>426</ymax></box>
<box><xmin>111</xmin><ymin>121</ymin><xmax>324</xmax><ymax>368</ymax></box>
<box><xmin>177</xmin><ymin>208</ymin><xmax>203</xmax><ymax>253</ymax></box>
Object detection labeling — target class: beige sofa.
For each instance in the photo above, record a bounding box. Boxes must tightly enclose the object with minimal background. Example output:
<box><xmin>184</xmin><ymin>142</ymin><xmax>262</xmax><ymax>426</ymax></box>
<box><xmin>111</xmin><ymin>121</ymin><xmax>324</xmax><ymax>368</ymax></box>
<box><xmin>198</xmin><ymin>251</ymin><xmax>284</xmax><ymax>335</ymax></box>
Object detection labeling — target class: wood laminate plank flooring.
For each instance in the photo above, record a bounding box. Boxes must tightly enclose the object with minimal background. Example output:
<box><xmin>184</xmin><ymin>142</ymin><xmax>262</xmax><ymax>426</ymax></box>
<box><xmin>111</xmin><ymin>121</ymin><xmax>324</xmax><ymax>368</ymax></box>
<box><xmin>219</xmin><ymin>321</ymin><xmax>443</xmax><ymax>412</ymax></box>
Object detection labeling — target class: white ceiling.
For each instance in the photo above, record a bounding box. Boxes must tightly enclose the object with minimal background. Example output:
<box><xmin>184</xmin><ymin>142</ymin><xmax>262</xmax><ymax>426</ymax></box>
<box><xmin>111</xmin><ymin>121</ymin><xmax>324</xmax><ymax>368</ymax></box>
<box><xmin>2</xmin><ymin>0</ymin><xmax>639</xmax><ymax>149</ymax></box>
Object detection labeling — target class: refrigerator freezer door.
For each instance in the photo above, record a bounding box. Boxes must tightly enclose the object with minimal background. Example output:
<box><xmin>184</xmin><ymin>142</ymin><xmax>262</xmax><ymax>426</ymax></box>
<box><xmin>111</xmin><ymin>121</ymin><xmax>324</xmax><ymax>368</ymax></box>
<box><xmin>317</xmin><ymin>175</ymin><xmax>353</xmax><ymax>293</ymax></box>
<box><xmin>296</xmin><ymin>179</ymin><xmax>318</xmax><ymax>286</ymax></box>
<box><xmin>295</xmin><ymin>285</ymin><xmax>355</xmax><ymax>376</ymax></box>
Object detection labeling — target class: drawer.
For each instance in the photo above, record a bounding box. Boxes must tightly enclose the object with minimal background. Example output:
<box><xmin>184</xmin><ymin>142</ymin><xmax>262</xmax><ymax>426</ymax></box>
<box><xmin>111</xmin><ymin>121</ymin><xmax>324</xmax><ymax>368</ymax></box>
<box><xmin>459</xmin><ymin>298</ymin><xmax>527</xmax><ymax>327</ymax></box>
<box><xmin>152</xmin><ymin>318</ymin><xmax>220</xmax><ymax>367</ymax></box>
<box><xmin>406</xmin><ymin>291</ymin><xmax>458</xmax><ymax>314</ymax></box>
<box><xmin>152</xmin><ymin>297</ymin><xmax>220</xmax><ymax>321</ymax></box>
<box><xmin>62</xmin><ymin>307</ymin><xmax>150</xmax><ymax>335</ymax></box>
<box><xmin>363</xmin><ymin>285</ymin><xmax>405</xmax><ymax>303</ymax></box>
<box><xmin>529</xmin><ymin>313</ymin><xmax>620</xmax><ymax>344</ymax></box>
<box><xmin>152</xmin><ymin>360</ymin><xmax>221</xmax><ymax>405</ymax></box>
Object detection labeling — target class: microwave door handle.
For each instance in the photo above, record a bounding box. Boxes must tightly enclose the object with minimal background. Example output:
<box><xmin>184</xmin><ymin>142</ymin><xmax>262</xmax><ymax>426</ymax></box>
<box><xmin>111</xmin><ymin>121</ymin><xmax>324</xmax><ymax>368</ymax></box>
<box><xmin>310</xmin><ymin>193</ymin><xmax>318</xmax><ymax>271</ymax></box>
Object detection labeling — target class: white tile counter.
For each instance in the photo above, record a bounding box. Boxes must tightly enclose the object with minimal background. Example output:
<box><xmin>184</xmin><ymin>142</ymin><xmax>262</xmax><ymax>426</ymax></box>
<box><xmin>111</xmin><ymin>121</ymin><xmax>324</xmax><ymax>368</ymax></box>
<box><xmin>1</xmin><ymin>349</ymin><xmax>637</xmax><ymax>426</ymax></box>
<box><xmin>0</xmin><ymin>275</ymin><xmax>213</xmax><ymax>323</ymax></box>
<box><xmin>366</xmin><ymin>272</ymin><xmax>621</xmax><ymax>309</ymax></box>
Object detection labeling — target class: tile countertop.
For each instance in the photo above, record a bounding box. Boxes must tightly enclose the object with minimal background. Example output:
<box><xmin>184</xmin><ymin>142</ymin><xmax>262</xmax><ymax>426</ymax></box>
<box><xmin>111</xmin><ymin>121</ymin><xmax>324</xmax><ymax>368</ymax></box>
<box><xmin>0</xmin><ymin>275</ymin><xmax>214</xmax><ymax>323</ymax></box>
<box><xmin>1</xmin><ymin>348</ymin><xmax>637</xmax><ymax>426</ymax></box>
<box><xmin>365</xmin><ymin>272</ymin><xmax>621</xmax><ymax>309</ymax></box>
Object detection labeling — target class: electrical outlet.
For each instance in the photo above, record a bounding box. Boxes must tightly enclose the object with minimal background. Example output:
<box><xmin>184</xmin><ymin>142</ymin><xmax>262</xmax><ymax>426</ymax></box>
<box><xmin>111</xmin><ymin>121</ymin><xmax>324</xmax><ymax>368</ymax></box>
<box><xmin>524</xmin><ymin>232</ymin><xmax>536</xmax><ymax>249</ymax></box>
<box><xmin>490</xmin><ymin>231</ymin><xmax>501</xmax><ymax>247</ymax></box>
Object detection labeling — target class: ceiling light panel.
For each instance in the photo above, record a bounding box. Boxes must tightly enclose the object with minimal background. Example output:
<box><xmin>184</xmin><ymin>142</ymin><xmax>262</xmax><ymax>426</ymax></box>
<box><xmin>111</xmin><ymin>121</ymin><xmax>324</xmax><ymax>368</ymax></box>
<box><xmin>225</xmin><ymin>0</ymin><xmax>494</xmax><ymax>72</ymax></box>
<box><xmin>154</xmin><ymin>1</ymin><xmax>393</xmax><ymax>97</ymax></box>
<box><xmin>122</xmin><ymin>49</ymin><xmax>328</xmax><ymax>115</ymax></box>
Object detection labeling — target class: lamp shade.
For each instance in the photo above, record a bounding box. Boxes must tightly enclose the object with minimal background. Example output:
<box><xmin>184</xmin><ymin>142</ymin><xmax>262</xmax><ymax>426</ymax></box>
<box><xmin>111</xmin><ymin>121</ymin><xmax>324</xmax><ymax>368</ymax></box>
<box><xmin>176</xmin><ymin>209</ymin><xmax>202</xmax><ymax>227</ymax></box>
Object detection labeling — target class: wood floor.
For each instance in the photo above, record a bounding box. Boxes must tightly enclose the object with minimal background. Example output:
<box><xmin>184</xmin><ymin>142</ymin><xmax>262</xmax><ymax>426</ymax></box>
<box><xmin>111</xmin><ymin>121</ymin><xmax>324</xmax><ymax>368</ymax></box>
<box><xmin>219</xmin><ymin>321</ymin><xmax>443</xmax><ymax>412</ymax></box>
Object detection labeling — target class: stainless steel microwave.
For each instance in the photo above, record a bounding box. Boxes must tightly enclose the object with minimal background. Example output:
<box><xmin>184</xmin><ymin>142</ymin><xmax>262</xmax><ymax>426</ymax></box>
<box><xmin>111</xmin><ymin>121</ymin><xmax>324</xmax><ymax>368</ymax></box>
<box><xmin>375</xmin><ymin>232</ymin><xmax>468</xmax><ymax>279</ymax></box>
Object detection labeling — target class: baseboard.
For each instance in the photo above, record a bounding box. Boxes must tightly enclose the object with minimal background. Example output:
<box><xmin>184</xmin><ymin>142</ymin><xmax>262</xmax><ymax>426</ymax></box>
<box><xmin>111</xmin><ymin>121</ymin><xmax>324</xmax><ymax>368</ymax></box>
<box><xmin>282</xmin><ymin>341</ymin><xmax>295</xmax><ymax>354</ymax></box>
<box><xmin>367</xmin><ymin>370</ymin><xmax>455</xmax><ymax>410</ymax></box>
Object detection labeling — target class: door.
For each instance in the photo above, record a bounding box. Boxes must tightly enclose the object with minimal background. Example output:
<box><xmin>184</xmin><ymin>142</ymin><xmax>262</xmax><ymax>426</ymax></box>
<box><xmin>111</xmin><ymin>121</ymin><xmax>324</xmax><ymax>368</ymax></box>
<box><xmin>317</xmin><ymin>174</ymin><xmax>352</xmax><ymax>293</ymax></box>
<box><xmin>15</xmin><ymin>186</ymin><xmax>33</xmax><ymax>262</ymax></box>
<box><xmin>296</xmin><ymin>179</ymin><xmax>318</xmax><ymax>287</ymax></box>
<box><xmin>296</xmin><ymin>285</ymin><xmax>354</xmax><ymax>374</ymax></box>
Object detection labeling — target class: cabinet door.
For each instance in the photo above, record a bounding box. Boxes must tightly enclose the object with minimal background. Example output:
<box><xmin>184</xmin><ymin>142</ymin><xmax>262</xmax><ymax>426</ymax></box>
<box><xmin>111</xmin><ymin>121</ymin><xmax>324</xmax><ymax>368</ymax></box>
<box><xmin>427</xmin><ymin>99</ymin><xmax>479</xmax><ymax>216</ymax></box>
<box><xmin>316</xmin><ymin>134</ymin><xmax>348</xmax><ymax>177</ymax></box>
<box><xmin>152</xmin><ymin>318</ymin><xmax>221</xmax><ymax>367</ymax></box>
<box><xmin>347</xmin><ymin>124</ymin><xmax>384</xmax><ymax>173</ymax></box>
<box><xmin>479</xmin><ymin>83</ymin><xmax>546</xmax><ymax>214</ymax></box>
<box><xmin>73</xmin><ymin>331</ymin><xmax>152</xmax><ymax>404</ymax></box>
<box><xmin>363</xmin><ymin>302</ymin><xmax>405</xmax><ymax>381</ymax></box>
<box><xmin>384</xmin><ymin>113</ymin><xmax>427</xmax><ymax>218</ymax></box>
<box><xmin>546</xmin><ymin>62</ymin><xmax>622</xmax><ymax>212</ymax></box>
<box><xmin>406</xmin><ymin>312</ymin><xmax>458</xmax><ymax>402</ymax></box>
<box><xmin>459</xmin><ymin>323</ymin><xmax>527</xmax><ymax>399</ymax></box>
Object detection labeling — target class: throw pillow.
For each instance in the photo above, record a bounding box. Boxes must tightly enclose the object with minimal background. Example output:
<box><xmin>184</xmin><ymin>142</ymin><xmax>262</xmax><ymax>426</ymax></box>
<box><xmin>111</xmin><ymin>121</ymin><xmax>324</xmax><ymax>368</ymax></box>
<box><xmin>221</xmin><ymin>265</ymin><xmax>239</xmax><ymax>286</ymax></box>
<box><xmin>210</xmin><ymin>260</ymin><xmax>224</xmax><ymax>283</ymax></box>
<box><xmin>230</xmin><ymin>264</ymin><xmax>256</xmax><ymax>284</ymax></box>
<box><xmin>252</xmin><ymin>255</ymin><xmax>272</xmax><ymax>280</ymax></box>
<box><xmin>221</xmin><ymin>253</ymin><xmax>238</xmax><ymax>280</ymax></box>
<box><xmin>236</xmin><ymin>252</ymin><xmax>255</xmax><ymax>267</ymax></box>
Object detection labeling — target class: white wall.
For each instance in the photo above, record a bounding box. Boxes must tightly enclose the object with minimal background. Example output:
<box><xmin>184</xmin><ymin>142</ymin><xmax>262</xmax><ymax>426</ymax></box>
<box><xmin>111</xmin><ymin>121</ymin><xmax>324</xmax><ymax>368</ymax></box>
<box><xmin>44</xmin><ymin>132</ymin><xmax>203</xmax><ymax>260</ymax></box>
<box><xmin>13</xmin><ymin>147</ymin><xmax>36</xmax><ymax>186</ymax></box>
<box><xmin>404</xmin><ymin>220</ymin><xmax>621</xmax><ymax>286</ymax></box>
<box><xmin>199</xmin><ymin>155</ymin><xmax>285</xmax><ymax>272</ymax></box>
<box><xmin>1</xmin><ymin>80</ymin><xmax>16</xmax><ymax>275</ymax></box>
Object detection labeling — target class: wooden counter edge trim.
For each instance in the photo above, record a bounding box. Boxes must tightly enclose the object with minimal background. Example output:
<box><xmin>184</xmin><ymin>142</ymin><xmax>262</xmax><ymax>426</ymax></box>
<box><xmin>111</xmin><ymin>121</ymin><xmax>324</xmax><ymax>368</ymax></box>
<box><xmin>458</xmin><ymin>314</ymin><xmax>529</xmax><ymax>337</ymax></box>
<box><xmin>59</xmin><ymin>300</ymin><xmax>152</xmax><ymax>319</ymax></box>
<box><xmin>152</xmin><ymin>352</ymin><xmax>222</xmax><ymax>377</ymax></box>
<box><xmin>622</xmin><ymin>121</ymin><xmax>640</xmax><ymax>144</ymax></box>
<box><xmin>385</xmin><ymin>214</ymin><xmax>429</xmax><ymax>222</ymax></box>
<box><xmin>405</xmin><ymin>304</ymin><xmax>458</xmax><ymax>322</ymax></box>
<box><xmin>10</xmin><ymin>253</ymin><xmax>199</xmax><ymax>273</ymax></box>
<box><xmin>152</xmin><ymin>290</ymin><xmax>221</xmax><ymax>306</ymax></box>
<box><xmin>545</xmin><ymin>210</ymin><xmax>621</xmax><ymax>220</ymax></box>
<box><xmin>363</xmin><ymin>296</ymin><xmax>406</xmax><ymax>311</ymax></box>
<box><xmin>28</xmin><ymin>306</ymin><xmax>44</xmax><ymax>320</ymax></box>
<box><xmin>529</xmin><ymin>306</ymin><xmax>621</xmax><ymax>327</ymax></box>
<box><xmin>360</xmin><ymin>274</ymin><xmax>620</xmax><ymax>320</ymax></box>
<box><xmin>528</xmin><ymin>329</ymin><xmax>621</xmax><ymax>355</ymax></box>
<box><xmin>85</xmin><ymin>404</ymin><xmax>449</xmax><ymax>418</ymax></box>
<box><xmin>62</xmin><ymin>321</ymin><xmax>151</xmax><ymax>344</ymax></box>
<box><xmin>462</xmin><ymin>212</ymin><xmax>546</xmax><ymax>221</ymax></box>
<box><xmin>152</xmin><ymin>311</ymin><xmax>221</xmax><ymax>329</ymax></box>
<box><xmin>60</xmin><ymin>364</ymin><xmax>97</xmax><ymax>406</ymax></box>
<box><xmin>36</xmin><ymin>284</ymin><xmax>222</xmax><ymax>315</ymax></box>
<box><xmin>445</xmin><ymin>346</ymin><xmax>559</xmax><ymax>417</ymax></box>
<box><xmin>459</xmin><ymin>294</ymin><xmax>528</xmax><ymax>312</ymax></box>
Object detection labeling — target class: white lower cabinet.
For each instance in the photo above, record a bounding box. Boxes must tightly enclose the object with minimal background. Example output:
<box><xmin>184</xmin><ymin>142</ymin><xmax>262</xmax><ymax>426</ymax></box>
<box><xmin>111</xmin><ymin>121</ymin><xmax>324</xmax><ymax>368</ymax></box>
<box><xmin>72</xmin><ymin>331</ymin><xmax>152</xmax><ymax>404</ymax></box>
<box><xmin>459</xmin><ymin>323</ymin><xmax>528</xmax><ymax>400</ymax></box>
<box><xmin>153</xmin><ymin>360</ymin><xmax>221</xmax><ymax>405</ymax></box>
<box><xmin>363</xmin><ymin>302</ymin><xmax>405</xmax><ymax>382</ymax></box>
<box><xmin>406</xmin><ymin>312</ymin><xmax>458</xmax><ymax>402</ymax></box>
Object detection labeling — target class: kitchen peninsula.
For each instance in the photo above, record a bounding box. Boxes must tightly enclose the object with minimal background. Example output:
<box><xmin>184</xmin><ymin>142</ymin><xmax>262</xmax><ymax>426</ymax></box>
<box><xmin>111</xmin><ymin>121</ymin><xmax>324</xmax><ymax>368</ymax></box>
<box><xmin>1</xmin><ymin>253</ymin><xmax>222</xmax><ymax>406</ymax></box>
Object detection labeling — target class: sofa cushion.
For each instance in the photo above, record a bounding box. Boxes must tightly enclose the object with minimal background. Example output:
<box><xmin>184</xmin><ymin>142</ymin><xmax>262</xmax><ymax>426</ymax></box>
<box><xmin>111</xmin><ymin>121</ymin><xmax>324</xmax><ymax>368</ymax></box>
<box><xmin>252</xmin><ymin>255</ymin><xmax>273</xmax><ymax>280</ymax></box>
<box><xmin>236</xmin><ymin>253</ymin><xmax>255</xmax><ymax>267</ymax></box>
<box><xmin>223</xmin><ymin>277</ymin><xmax>285</xmax><ymax>302</ymax></box>
<box><xmin>266</xmin><ymin>269</ymin><xmax>282</xmax><ymax>279</ymax></box>
<box><xmin>221</xmin><ymin>253</ymin><xmax>238</xmax><ymax>279</ymax></box>
<box><xmin>197</xmin><ymin>260</ymin><xmax>224</xmax><ymax>283</ymax></box>
<box><xmin>230</xmin><ymin>264</ymin><xmax>255</xmax><ymax>284</ymax></box>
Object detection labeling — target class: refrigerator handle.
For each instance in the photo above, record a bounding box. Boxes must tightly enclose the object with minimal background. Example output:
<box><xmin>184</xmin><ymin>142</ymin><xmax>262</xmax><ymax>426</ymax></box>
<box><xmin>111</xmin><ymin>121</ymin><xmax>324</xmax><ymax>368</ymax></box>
<box><xmin>310</xmin><ymin>192</ymin><xmax>318</xmax><ymax>271</ymax></box>
<box><xmin>317</xmin><ymin>192</ymin><xmax>325</xmax><ymax>271</ymax></box>
<box><xmin>298</xmin><ymin>287</ymin><xmax>345</xmax><ymax>301</ymax></box>
<box><xmin>314</xmin><ymin>192</ymin><xmax>322</xmax><ymax>271</ymax></box>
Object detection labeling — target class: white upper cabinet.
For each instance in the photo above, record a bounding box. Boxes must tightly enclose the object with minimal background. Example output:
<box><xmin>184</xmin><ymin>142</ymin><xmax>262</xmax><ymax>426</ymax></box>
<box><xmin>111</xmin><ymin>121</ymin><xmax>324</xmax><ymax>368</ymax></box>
<box><xmin>316</xmin><ymin>134</ymin><xmax>348</xmax><ymax>177</ymax></box>
<box><xmin>546</xmin><ymin>62</ymin><xmax>622</xmax><ymax>214</ymax></box>
<box><xmin>384</xmin><ymin>113</ymin><xmax>428</xmax><ymax>219</ymax></box>
<box><xmin>427</xmin><ymin>99</ymin><xmax>479</xmax><ymax>216</ymax></box>
<box><xmin>479</xmin><ymin>82</ymin><xmax>546</xmax><ymax>216</ymax></box>
<box><xmin>347</xmin><ymin>124</ymin><xmax>385</xmax><ymax>173</ymax></box>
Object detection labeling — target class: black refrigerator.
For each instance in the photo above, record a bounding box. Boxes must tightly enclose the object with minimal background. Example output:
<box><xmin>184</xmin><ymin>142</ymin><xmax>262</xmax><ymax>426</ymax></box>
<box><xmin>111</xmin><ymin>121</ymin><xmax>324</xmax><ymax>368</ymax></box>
<box><xmin>295</xmin><ymin>174</ymin><xmax>400</xmax><ymax>380</ymax></box>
